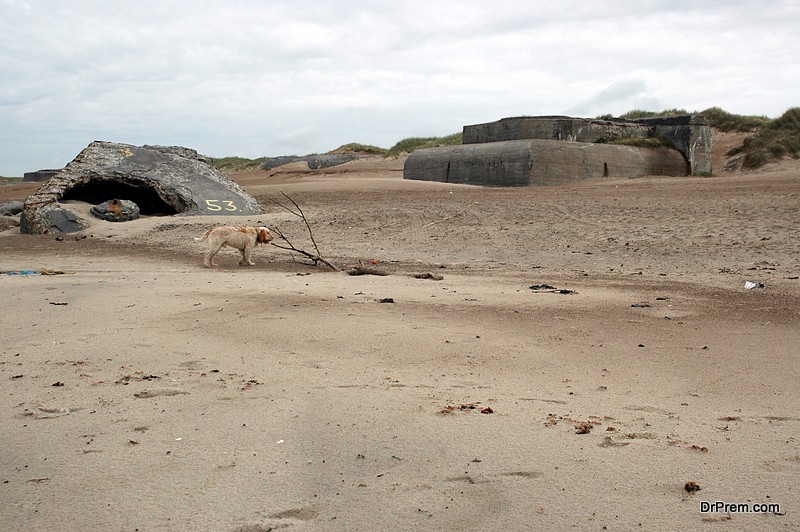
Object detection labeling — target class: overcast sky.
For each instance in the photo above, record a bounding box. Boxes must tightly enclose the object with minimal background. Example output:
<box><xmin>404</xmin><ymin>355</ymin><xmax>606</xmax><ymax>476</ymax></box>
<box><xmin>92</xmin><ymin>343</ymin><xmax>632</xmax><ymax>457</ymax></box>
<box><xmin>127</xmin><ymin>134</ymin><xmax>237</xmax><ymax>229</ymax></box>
<box><xmin>1</xmin><ymin>0</ymin><xmax>798</xmax><ymax>176</ymax></box>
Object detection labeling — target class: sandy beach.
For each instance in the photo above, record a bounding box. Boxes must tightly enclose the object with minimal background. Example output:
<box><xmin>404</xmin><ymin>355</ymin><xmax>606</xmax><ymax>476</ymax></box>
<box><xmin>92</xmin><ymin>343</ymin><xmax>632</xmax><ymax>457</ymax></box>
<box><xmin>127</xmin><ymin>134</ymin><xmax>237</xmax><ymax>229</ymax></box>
<box><xmin>1</xmin><ymin>153</ymin><xmax>799</xmax><ymax>530</ymax></box>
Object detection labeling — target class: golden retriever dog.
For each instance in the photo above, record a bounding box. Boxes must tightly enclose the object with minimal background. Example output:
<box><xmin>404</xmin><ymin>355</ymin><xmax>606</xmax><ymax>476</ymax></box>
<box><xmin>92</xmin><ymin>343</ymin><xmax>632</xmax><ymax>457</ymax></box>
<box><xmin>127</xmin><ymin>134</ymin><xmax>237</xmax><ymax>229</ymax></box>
<box><xmin>194</xmin><ymin>226</ymin><xmax>273</xmax><ymax>268</ymax></box>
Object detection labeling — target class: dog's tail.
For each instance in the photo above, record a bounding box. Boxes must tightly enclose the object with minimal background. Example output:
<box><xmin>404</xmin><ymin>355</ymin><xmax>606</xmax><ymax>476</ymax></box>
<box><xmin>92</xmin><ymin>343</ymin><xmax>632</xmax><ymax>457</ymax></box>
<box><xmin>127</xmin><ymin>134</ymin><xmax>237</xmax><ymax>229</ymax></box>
<box><xmin>194</xmin><ymin>229</ymin><xmax>212</xmax><ymax>242</ymax></box>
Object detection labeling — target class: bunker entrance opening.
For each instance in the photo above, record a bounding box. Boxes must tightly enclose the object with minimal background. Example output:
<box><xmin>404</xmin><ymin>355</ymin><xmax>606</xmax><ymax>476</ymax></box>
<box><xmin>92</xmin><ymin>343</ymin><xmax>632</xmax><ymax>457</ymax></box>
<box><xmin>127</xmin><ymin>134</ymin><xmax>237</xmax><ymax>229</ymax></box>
<box><xmin>60</xmin><ymin>178</ymin><xmax>182</xmax><ymax>216</ymax></box>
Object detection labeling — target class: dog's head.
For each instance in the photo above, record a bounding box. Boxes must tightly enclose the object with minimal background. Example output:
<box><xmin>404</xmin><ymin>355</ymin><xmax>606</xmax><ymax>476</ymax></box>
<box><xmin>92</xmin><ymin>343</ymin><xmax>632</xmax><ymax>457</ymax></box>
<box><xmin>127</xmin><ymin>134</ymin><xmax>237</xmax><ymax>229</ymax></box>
<box><xmin>257</xmin><ymin>227</ymin><xmax>274</xmax><ymax>244</ymax></box>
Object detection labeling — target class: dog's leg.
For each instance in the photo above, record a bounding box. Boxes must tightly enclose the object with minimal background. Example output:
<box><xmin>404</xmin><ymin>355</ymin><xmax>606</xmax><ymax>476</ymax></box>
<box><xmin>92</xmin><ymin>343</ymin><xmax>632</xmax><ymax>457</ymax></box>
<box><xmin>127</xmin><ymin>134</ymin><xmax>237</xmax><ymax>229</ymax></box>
<box><xmin>240</xmin><ymin>244</ymin><xmax>256</xmax><ymax>266</ymax></box>
<box><xmin>204</xmin><ymin>241</ymin><xmax>224</xmax><ymax>268</ymax></box>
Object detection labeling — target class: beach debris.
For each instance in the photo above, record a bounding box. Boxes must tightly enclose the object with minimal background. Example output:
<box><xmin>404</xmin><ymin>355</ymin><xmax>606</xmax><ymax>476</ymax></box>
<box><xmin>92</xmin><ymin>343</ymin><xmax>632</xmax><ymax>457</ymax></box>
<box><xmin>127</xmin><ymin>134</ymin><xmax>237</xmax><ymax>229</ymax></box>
<box><xmin>684</xmin><ymin>481</ymin><xmax>702</xmax><ymax>492</ymax></box>
<box><xmin>574</xmin><ymin>421</ymin><xmax>593</xmax><ymax>434</ymax></box>
<box><xmin>631</xmin><ymin>302</ymin><xmax>651</xmax><ymax>308</ymax></box>
<box><xmin>133</xmin><ymin>389</ymin><xmax>188</xmax><ymax>399</ymax></box>
<box><xmin>439</xmin><ymin>402</ymin><xmax>494</xmax><ymax>415</ymax></box>
<box><xmin>379</xmin><ymin>297</ymin><xmax>395</xmax><ymax>303</ymax></box>
<box><xmin>38</xmin><ymin>406</ymin><xmax>70</xmax><ymax>416</ymax></box>
<box><xmin>116</xmin><ymin>373</ymin><xmax>161</xmax><ymax>385</ymax></box>
<box><xmin>529</xmin><ymin>284</ymin><xmax>577</xmax><ymax>294</ymax></box>
<box><xmin>544</xmin><ymin>413</ymin><xmax>562</xmax><ymax>426</ymax></box>
<box><xmin>347</xmin><ymin>265</ymin><xmax>389</xmax><ymax>276</ymax></box>
<box><xmin>624</xmin><ymin>432</ymin><xmax>656</xmax><ymax>440</ymax></box>
<box><xmin>240</xmin><ymin>379</ymin><xmax>263</xmax><ymax>390</ymax></box>
<box><xmin>412</xmin><ymin>272</ymin><xmax>444</xmax><ymax>280</ymax></box>
<box><xmin>18</xmin><ymin>405</ymin><xmax>82</xmax><ymax>420</ymax></box>
<box><xmin>598</xmin><ymin>436</ymin><xmax>630</xmax><ymax>448</ymax></box>
<box><xmin>2</xmin><ymin>269</ymin><xmax>67</xmax><ymax>276</ymax></box>
<box><xmin>51</xmin><ymin>381</ymin><xmax>64</xmax><ymax>387</ymax></box>
<box><xmin>689</xmin><ymin>444</ymin><xmax>709</xmax><ymax>453</ymax></box>
<box><xmin>744</xmin><ymin>281</ymin><xmax>765</xmax><ymax>289</ymax></box>
<box><xmin>48</xmin><ymin>301</ymin><xmax>68</xmax><ymax>306</ymax></box>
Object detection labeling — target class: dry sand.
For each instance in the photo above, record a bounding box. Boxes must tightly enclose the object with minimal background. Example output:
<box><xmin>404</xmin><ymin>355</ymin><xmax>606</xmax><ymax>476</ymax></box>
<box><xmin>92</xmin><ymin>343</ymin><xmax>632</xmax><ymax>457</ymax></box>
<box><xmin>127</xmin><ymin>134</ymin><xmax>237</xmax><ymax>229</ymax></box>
<box><xmin>1</xmin><ymin>152</ymin><xmax>799</xmax><ymax>531</ymax></box>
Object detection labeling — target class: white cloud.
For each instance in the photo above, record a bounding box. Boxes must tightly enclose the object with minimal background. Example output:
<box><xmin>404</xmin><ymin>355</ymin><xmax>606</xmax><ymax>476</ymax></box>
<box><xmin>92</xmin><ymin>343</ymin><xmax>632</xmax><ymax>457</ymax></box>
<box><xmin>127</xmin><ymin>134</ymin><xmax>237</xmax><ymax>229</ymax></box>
<box><xmin>1</xmin><ymin>0</ymin><xmax>798</xmax><ymax>175</ymax></box>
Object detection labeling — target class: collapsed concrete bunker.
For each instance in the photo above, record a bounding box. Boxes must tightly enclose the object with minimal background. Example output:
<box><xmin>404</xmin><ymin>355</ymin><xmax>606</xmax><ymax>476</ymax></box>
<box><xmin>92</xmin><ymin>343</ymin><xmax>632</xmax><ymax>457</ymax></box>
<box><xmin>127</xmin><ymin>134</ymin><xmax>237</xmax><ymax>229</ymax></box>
<box><xmin>20</xmin><ymin>141</ymin><xmax>263</xmax><ymax>234</ymax></box>
<box><xmin>404</xmin><ymin>115</ymin><xmax>712</xmax><ymax>186</ymax></box>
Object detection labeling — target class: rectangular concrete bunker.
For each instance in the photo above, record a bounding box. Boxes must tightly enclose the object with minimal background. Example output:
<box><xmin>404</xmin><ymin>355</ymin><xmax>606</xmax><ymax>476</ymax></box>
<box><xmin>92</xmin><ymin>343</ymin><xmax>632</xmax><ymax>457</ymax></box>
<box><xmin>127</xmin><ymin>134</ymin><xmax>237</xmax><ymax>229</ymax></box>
<box><xmin>404</xmin><ymin>115</ymin><xmax>712</xmax><ymax>186</ymax></box>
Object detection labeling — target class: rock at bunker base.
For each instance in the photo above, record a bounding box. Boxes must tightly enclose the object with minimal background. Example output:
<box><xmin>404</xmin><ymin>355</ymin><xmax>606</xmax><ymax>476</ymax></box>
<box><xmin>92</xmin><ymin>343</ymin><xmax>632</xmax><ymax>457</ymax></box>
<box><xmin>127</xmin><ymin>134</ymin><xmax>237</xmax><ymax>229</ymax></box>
<box><xmin>0</xmin><ymin>200</ymin><xmax>24</xmax><ymax>216</ymax></box>
<box><xmin>90</xmin><ymin>199</ymin><xmax>140</xmax><ymax>222</ymax></box>
<box><xmin>20</xmin><ymin>141</ymin><xmax>263</xmax><ymax>234</ymax></box>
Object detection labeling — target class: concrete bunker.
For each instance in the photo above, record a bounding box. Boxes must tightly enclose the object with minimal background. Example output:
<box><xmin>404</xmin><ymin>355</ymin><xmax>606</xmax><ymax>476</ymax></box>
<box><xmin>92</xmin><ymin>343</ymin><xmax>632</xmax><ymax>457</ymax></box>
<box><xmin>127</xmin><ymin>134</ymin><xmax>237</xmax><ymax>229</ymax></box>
<box><xmin>404</xmin><ymin>114</ymin><xmax>712</xmax><ymax>186</ymax></box>
<box><xmin>21</xmin><ymin>141</ymin><xmax>263</xmax><ymax>234</ymax></box>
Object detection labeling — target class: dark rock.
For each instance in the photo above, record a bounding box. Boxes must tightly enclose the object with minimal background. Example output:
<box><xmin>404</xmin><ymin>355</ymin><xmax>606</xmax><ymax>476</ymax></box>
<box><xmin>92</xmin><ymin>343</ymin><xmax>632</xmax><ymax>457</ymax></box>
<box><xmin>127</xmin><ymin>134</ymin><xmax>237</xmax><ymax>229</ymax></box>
<box><xmin>45</xmin><ymin>208</ymin><xmax>86</xmax><ymax>233</ymax></box>
<box><xmin>20</xmin><ymin>141</ymin><xmax>263</xmax><ymax>234</ymax></box>
<box><xmin>0</xmin><ymin>200</ymin><xmax>24</xmax><ymax>216</ymax></box>
<box><xmin>90</xmin><ymin>199</ymin><xmax>140</xmax><ymax>222</ymax></box>
<box><xmin>262</xmin><ymin>155</ymin><xmax>306</xmax><ymax>169</ymax></box>
<box><xmin>263</xmin><ymin>153</ymin><xmax>373</xmax><ymax>170</ymax></box>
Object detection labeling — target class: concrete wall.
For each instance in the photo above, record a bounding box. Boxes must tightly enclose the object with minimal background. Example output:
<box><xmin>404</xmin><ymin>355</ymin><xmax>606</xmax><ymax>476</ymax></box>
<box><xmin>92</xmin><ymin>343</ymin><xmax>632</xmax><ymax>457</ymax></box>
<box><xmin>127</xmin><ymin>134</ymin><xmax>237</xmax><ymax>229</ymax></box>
<box><xmin>404</xmin><ymin>141</ymin><xmax>534</xmax><ymax>187</ymax></box>
<box><xmin>462</xmin><ymin>116</ymin><xmax>652</xmax><ymax>144</ymax></box>
<box><xmin>633</xmin><ymin>115</ymin><xmax>713</xmax><ymax>175</ymax></box>
<box><xmin>462</xmin><ymin>115</ymin><xmax>712</xmax><ymax>175</ymax></box>
<box><xmin>404</xmin><ymin>139</ymin><xmax>689</xmax><ymax>186</ymax></box>
<box><xmin>23</xmin><ymin>169</ymin><xmax>60</xmax><ymax>182</ymax></box>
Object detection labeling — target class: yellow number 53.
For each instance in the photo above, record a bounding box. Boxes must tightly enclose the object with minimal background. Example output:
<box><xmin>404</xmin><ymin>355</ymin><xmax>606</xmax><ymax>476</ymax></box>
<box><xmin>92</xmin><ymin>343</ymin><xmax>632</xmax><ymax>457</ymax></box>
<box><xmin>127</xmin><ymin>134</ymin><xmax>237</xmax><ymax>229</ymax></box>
<box><xmin>205</xmin><ymin>199</ymin><xmax>238</xmax><ymax>212</ymax></box>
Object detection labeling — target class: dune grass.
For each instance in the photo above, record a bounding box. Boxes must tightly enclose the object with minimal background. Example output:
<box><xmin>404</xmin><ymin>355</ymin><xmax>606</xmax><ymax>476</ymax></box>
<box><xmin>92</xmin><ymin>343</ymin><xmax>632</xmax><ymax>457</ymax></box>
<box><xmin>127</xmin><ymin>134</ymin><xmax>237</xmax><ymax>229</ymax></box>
<box><xmin>386</xmin><ymin>133</ymin><xmax>463</xmax><ymax>156</ymax></box>
<box><xmin>330</xmin><ymin>143</ymin><xmax>388</xmax><ymax>155</ymax></box>
<box><xmin>727</xmin><ymin>107</ymin><xmax>800</xmax><ymax>167</ymax></box>
<box><xmin>211</xmin><ymin>156</ymin><xmax>270</xmax><ymax>172</ymax></box>
<box><xmin>699</xmin><ymin>107</ymin><xmax>772</xmax><ymax>133</ymax></box>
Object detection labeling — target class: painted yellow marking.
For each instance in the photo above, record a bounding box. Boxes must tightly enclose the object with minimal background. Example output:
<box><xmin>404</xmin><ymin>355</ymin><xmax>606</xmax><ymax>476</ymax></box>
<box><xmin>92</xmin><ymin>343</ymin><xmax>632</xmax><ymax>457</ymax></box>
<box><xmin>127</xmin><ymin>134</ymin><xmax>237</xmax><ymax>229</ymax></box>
<box><xmin>205</xmin><ymin>199</ymin><xmax>238</xmax><ymax>212</ymax></box>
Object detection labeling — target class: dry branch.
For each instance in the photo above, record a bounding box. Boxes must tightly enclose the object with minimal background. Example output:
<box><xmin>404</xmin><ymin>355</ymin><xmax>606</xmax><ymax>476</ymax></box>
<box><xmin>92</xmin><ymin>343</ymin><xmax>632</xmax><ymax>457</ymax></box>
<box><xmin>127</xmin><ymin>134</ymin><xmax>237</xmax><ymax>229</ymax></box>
<box><xmin>268</xmin><ymin>192</ymin><xmax>340</xmax><ymax>271</ymax></box>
